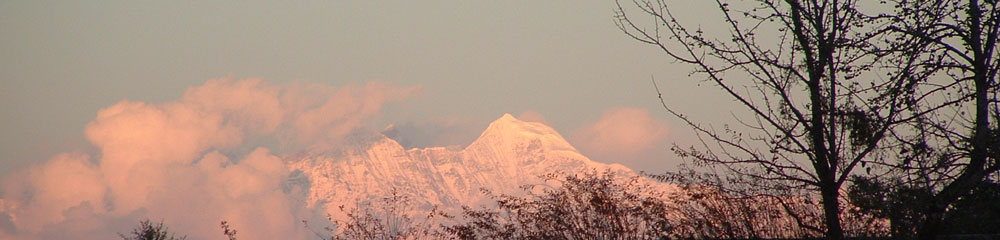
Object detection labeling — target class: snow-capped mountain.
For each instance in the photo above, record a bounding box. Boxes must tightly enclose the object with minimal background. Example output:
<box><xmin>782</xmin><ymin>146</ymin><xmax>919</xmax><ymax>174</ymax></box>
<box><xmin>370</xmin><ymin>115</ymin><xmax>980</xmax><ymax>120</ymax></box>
<box><xmin>286</xmin><ymin>113</ymin><xmax>642</xmax><ymax>220</ymax></box>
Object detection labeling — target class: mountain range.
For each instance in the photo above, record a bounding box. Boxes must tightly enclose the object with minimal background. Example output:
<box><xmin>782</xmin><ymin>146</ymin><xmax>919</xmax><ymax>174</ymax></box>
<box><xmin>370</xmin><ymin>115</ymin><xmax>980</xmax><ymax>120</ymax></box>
<box><xmin>284</xmin><ymin>113</ymin><xmax>651</xmax><ymax>221</ymax></box>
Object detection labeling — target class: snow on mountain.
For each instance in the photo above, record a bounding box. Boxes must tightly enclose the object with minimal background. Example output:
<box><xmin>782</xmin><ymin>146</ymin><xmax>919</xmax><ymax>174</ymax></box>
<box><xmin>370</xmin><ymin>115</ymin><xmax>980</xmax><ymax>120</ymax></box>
<box><xmin>285</xmin><ymin>113</ymin><xmax>648</xmax><ymax>221</ymax></box>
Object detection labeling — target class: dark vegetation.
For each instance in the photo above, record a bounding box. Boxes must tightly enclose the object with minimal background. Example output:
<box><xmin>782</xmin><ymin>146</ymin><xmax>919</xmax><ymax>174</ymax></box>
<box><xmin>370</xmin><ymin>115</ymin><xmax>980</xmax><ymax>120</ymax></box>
<box><xmin>443</xmin><ymin>171</ymin><xmax>672</xmax><ymax>239</ymax></box>
<box><xmin>330</xmin><ymin>188</ymin><xmax>444</xmax><ymax>240</ymax></box>
<box><xmin>119</xmin><ymin>220</ymin><xmax>186</xmax><ymax>240</ymax></box>
<box><xmin>122</xmin><ymin>171</ymin><xmax>998</xmax><ymax>239</ymax></box>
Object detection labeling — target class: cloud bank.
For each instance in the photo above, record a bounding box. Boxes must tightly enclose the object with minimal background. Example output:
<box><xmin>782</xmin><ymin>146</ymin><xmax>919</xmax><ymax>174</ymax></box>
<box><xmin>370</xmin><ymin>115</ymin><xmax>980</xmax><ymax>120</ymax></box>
<box><xmin>569</xmin><ymin>107</ymin><xmax>671</xmax><ymax>172</ymax></box>
<box><xmin>0</xmin><ymin>78</ymin><xmax>418</xmax><ymax>239</ymax></box>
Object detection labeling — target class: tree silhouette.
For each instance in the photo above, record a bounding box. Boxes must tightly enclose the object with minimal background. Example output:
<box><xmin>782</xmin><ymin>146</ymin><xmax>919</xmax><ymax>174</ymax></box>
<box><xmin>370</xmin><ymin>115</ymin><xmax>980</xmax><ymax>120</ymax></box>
<box><xmin>120</xmin><ymin>220</ymin><xmax>186</xmax><ymax>240</ymax></box>
<box><xmin>614</xmin><ymin>1</ymin><xmax>919</xmax><ymax>238</ymax></box>
<box><xmin>881</xmin><ymin>0</ymin><xmax>1000</xmax><ymax>238</ymax></box>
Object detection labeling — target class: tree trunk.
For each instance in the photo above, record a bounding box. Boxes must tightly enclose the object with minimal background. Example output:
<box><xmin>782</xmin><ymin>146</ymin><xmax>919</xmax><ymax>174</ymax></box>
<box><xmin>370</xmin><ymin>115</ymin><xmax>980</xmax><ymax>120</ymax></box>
<box><xmin>820</xmin><ymin>181</ymin><xmax>844</xmax><ymax>240</ymax></box>
<box><xmin>917</xmin><ymin>2</ymin><xmax>993</xmax><ymax>237</ymax></box>
<box><xmin>917</xmin><ymin>203</ymin><xmax>944</xmax><ymax>240</ymax></box>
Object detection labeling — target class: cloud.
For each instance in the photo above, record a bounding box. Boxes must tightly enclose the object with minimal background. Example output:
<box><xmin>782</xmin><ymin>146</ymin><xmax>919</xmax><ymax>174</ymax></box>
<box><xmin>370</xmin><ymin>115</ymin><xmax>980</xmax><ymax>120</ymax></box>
<box><xmin>382</xmin><ymin>116</ymin><xmax>483</xmax><ymax>149</ymax></box>
<box><xmin>383</xmin><ymin>111</ymin><xmax>549</xmax><ymax>150</ymax></box>
<box><xmin>569</xmin><ymin>107</ymin><xmax>671</xmax><ymax>172</ymax></box>
<box><xmin>0</xmin><ymin>78</ymin><xmax>417</xmax><ymax>239</ymax></box>
<box><xmin>517</xmin><ymin>110</ymin><xmax>548</xmax><ymax>124</ymax></box>
<box><xmin>287</xmin><ymin>81</ymin><xmax>418</xmax><ymax>148</ymax></box>
<box><xmin>0</xmin><ymin>153</ymin><xmax>106</xmax><ymax>233</ymax></box>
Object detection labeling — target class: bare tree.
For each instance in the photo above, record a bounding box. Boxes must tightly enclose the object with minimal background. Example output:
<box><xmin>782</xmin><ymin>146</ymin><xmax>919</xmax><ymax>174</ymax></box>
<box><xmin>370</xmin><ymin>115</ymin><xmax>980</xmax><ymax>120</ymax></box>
<box><xmin>614</xmin><ymin>0</ymin><xmax>918</xmax><ymax>238</ymax></box>
<box><xmin>445</xmin><ymin>170</ymin><xmax>674</xmax><ymax>240</ymax></box>
<box><xmin>661</xmin><ymin>167</ymin><xmax>889</xmax><ymax>239</ymax></box>
<box><xmin>330</xmin><ymin>188</ymin><xmax>447</xmax><ymax>240</ymax></box>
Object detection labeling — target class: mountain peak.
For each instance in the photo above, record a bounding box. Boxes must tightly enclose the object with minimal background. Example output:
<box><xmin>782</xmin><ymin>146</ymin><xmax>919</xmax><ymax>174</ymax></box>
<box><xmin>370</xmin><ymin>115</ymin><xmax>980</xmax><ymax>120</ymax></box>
<box><xmin>483</xmin><ymin>113</ymin><xmax>553</xmax><ymax>135</ymax></box>
<box><xmin>484</xmin><ymin>113</ymin><xmax>523</xmax><ymax>130</ymax></box>
<box><xmin>468</xmin><ymin>113</ymin><xmax>577</xmax><ymax>153</ymax></box>
<box><xmin>498</xmin><ymin>113</ymin><xmax>517</xmax><ymax>121</ymax></box>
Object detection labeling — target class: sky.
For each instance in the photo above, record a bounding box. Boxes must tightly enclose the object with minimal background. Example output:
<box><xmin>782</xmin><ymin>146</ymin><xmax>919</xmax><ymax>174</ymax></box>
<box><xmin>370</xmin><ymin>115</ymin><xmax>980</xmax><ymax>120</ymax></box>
<box><xmin>0</xmin><ymin>1</ymin><xmax>741</xmax><ymax>238</ymax></box>
<box><xmin>0</xmin><ymin>0</ymin><xmax>740</xmax><ymax>175</ymax></box>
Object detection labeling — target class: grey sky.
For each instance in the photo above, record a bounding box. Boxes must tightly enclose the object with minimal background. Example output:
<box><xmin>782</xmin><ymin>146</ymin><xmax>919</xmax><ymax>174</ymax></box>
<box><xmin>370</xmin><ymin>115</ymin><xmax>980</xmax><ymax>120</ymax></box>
<box><xmin>1</xmin><ymin>1</ymin><xmax>738</xmax><ymax>176</ymax></box>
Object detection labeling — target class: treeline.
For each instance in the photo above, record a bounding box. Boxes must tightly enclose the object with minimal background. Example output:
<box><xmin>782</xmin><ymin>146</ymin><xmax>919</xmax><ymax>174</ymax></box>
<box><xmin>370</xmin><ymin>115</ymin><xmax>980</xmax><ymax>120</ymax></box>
<box><xmin>123</xmin><ymin>169</ymin><xmax>998</xmax><ymax>239</ymax></box>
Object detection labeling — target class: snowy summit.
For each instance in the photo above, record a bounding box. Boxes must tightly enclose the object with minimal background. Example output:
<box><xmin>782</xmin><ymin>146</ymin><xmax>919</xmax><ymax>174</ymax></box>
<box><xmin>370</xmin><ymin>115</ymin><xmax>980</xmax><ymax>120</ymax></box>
<box><xmin>286</xmin><ymin>113</ymin><xmax>641</xmax><ymax>222</ymax></box>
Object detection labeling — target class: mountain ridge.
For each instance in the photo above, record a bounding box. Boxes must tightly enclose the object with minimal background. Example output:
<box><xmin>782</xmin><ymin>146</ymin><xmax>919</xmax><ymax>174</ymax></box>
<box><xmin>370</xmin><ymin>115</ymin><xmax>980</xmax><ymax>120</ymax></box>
<box><xmin>285</xmin><ymin>113</ymin><xmax>646</xmax><ymax>222</ymax></box>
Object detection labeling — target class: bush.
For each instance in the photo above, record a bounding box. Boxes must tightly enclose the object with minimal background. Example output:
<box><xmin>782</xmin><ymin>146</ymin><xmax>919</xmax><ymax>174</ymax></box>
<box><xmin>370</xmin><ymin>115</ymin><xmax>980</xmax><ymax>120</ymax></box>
<box><xmin>120</xmin><ymin>219</ymin><xmax>186</xmax><ymax>240</ymax></box>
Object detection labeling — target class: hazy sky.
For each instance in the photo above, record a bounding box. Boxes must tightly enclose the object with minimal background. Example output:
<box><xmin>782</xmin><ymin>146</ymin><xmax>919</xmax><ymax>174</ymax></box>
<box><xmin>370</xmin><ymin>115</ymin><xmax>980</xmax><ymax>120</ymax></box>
<box><xmin>0</xmin><ymin>1</ymin><xmax>775</xmax><ymax>239</ymax></box>
<box><xmin>0</xmin><ymin>1</ymin><xmax>738</xmax><ymax>176</ymax></box>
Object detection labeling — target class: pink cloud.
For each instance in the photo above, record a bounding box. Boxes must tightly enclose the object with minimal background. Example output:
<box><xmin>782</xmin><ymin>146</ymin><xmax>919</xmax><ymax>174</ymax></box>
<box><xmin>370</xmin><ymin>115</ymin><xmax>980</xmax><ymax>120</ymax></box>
<box><xmin>1</xmin><ymin>153</ymin><xmax>106</xmax><ymax>232</ymax></box>
<box><xmin>569</xmin><ymin>107</ymin><xmax>670</xmax><ymax>171</ymax></box>
<box><xmin>517</xmin><ymin>110</ymin><xmax>548</xmax><ymax>124</ymax></box>
<box><xmin>181</xmin><ymin>78</ymin><xmax>285</xmax><ymax>134</ymax></box>
<box><xmin>381</xmin><ymin>115</ymin><xmax>483</xmax><ymax>149</ymax></box>
<box><xmin>290</xmin><ymin>81</ymin><xmax>419</xmax><ymax>148</ymax></box>
<box><xmin>1</xmin><ymin>78</ymin><xmax>417</xmax><ymax>239</ymax></box>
